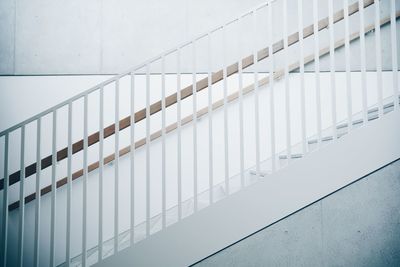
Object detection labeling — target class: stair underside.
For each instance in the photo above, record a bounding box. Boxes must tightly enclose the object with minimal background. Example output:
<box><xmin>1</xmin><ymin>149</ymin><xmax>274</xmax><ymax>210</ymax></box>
<box><xmin>93</xmin><ymin>107</ymin><xmax>400</xmax><ymax>267</ymax></box>
<box><xmin>60</xmin><ymin>94</ymin><xmax>400</xmax><ymax>267</ymax></box>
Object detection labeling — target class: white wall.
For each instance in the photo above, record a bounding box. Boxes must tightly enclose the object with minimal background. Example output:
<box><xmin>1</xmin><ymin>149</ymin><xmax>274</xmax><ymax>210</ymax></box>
<box><xmin>1</xmin><ymin>70</ymin><xmax>399</xmax><ymax>266</ymax></box>
<box><xmin>0</xmin><ymin>0</ymin><xmax>399</xmax><ymax>74</ymax></box>
<box><xmin>0</xmin><ymin>0</ymin><xmax>265</xmax><ymax>74</ymax></box>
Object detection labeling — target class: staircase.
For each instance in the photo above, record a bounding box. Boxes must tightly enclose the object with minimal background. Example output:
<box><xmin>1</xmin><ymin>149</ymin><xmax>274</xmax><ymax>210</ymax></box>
<box><xmin>1</xmin><ymin>0</ymin><xmax>399</xmax><ymax>266</ymax></box>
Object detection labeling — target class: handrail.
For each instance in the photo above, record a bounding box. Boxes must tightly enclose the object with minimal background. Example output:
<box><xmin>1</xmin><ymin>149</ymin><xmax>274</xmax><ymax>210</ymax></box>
<box><xmin>7</xmin><ymin>8</ymin><xmax>396</xmax><ymax>212</ymax></box>
<box><xmin>0</xmin><ymin>0</ymin><xmax>282</xmax><ymax>138</ymax></box>
<box><xmin>0</xmin><ymin>0</ymin><xmax>374</xmax><ymax>191</ymax></box>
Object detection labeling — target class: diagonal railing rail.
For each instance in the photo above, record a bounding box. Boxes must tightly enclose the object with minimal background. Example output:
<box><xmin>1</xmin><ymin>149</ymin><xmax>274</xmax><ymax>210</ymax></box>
<box><xmin>6</xmin><ymin>7</ymin><xmax>398</xmax><ymax>212</ymax></box>
<box><xmin>0</xmin><ymin>0</ymin><xmax>374</xmax><ymax>192</ymax></box>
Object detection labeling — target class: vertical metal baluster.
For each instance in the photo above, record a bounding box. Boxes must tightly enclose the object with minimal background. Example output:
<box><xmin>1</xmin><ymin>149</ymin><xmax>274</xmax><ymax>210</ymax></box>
<box><xmin>114</xmin><ymin>81</ymin><xmax>120</xmax><ymax>252</ymax></box>
<box><xmin>344</xmin><ymin>0</ymin><xmax>353</xmax><ymax>131</ymax></box>
<box><xmin>146</xmin><ymin>64</ymin><xmax>151</xmax><ymax>236</ymax></box>
<box><xmin>1</xmin><ymin>133</ymin><xmax>9</xmax><ymax>266</ymax></box>
<box><xmin>253</xmin><ymin>10</ymin><xmax>261</xmax><ymax>174</ymax></box>
<box><xmin>161</xmin><ymin>57</ymin><xmax>167</xmax><ymax>228</ymax></box>
<box><xmin>329</xmin><ymin>0</ymin><xmax>337</xmax><ymax>139</ymax></box>
<box><xmin>34</xmin><ymin>119</ymin><xmax>41</xmax><ymax>267</ymax></box>
<box><xmin>359</xmin><ymin>0</ymin><xmax>367</xmax><ymax>124</ymax></box>
<box><xmin>375</xmin><ymin>0</ymin><xmax>383</xmax><ymax>118</ymax></box>
<box><xmin>50</xmin><ymin>110</ymin><xmax>57</xmax><ymax>267</ymax></box>
<box><xmin>238</xmin><ymin>18</ymin><xmax>245</xmax><ymax>188</ymax></box>
<box><xmin>130</xmin><ymin>74</ymin><xmax>135</xmax><ymax>244</ymax></box>
<box><xmin>192</xmin><ymin>41</ymin><xmax>198</xmax><ymax>212</ymax></box>
<box><xmin>1</xmin><ymin>133</ymin><xmax>9</xmax><ymax>267</ymax></box>
<box><xmin>99</xmin><ymin>87</ymin><xmax>104</xmax><ymax>260</ymax></box>
<box><xmin>283</xmin><ymin>0</ymin><xmax>291</xmax><ymax>162</ymax></box>
<box><xmin>66</xmin><ymin>103</ymin><xmax>72</xmax><ymax>267</ymax></box>
<box><xmin>222</xmin><ymin>26</ymin><xmax>230</xmax><ymax>196</ymax></box>
<box><xmin>18</xmin><ymin>126</ymin><xmax>25</xmax><ymax>267</ymax></box>
<box><xmin>82</xmin><ymin>95</ymin><xmax>88</xmax><ymax>266</ymax></box>
<box><xmin>177</xmin><ymin>49</ymin><xmax>182</xmax><ymax>220</ymax></box>
<box><xmin>391</xmin><ymin>0</ymin><xmax>399</xmax><ymax>110</ymax></box>
<box><xmin>298</xmin><ymin>0</ymin><xmax>307</xmax><ymax>154</ymax></box>
<box><xmin>268</xmin><ymin>0</ymin><xmax>276</xmax><ymax>172</ymax></box>
<box><xmin>207</xmin><ymin>33</ymin><xmax>214</xmax><ymax>204</ymax></box>
<box><xmin>313</xmin><ymin>0</ymin><xmax>322</xmax><ymax>147</ymax></box>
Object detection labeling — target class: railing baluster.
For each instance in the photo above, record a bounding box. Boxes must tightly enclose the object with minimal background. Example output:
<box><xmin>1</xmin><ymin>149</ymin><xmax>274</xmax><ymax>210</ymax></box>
<box><xmin>391</xmin><ymin>0</ymin><xmax>399</xmax><ymax>110</ymax></box>
<box><xmin>146</xmin><ymin>64</ymin><xmax>151</xmax><ymax>236</ymax></box>
<box><xmin>329</xmin><ymin>0</ymin><xmax>337</xmax><ymax>139</ymax></box>
<box><xmin>177</xmin><ymin>49</ymin><xmax>182</xmax><ymax>220</ymax></box>
<box><xmin>34</xmin><ymin>119</ymin><xmax>41</xmax><ymax>267</ymax></box>
<box><xmin>344</xmin><ymin>0</ymin><xmax>353</xmax><ymax>132</ymax></box>
<box><xmin>130</xmin><ymin>74</ymin><xmax>135</xmax><ymax>244</ymax></box>
<box><xmin>1</xmin><ymin>133</ymin><xmax>9</xmax><ymax>267</ymax></box>
<box><xmin>298</xmin><ymin>0</ymin><xmax>307</xmax><ymax>154</ymax></box>
<box><xmin>222</xmin><ymin>26</ymin><xmax>230</xmax><ymax>195</ymax></box>
<box><xmin>50</xmin><ymin>110</ymin><xmax>57</xmax><ymax>267</ymax></box>
<box><xmin>238</xmin><ymin>18</ymin><xmax>245</xmax><ymax>188</ymax></box>
<box><xmin>161</xmin><ymin>57</ymin><xmax>167</xmax><ymax>228</ymax></box>
<box><xmin>66</xmin><ymin>103</ymin><xmax>72</xmax><ymax>267</ymax></box>
<box><xmin>313</xmin><ymin>0</ymin><xmax>322</xmax><ymax>147</ymax></box>
<box><xmin>82</xmin><ymin>95</ymin><xmax>88</xmax><ymax>266</ymax></box>
<box><xmin>375</xmin><ymin>0</ymin><xmax>383</xmax><ymax>118</ymax></box>
<box><xmin>283</xmin><ymin>0</ymin><xmax>291</xmax><ymax>162</ymax></box>
<box><xmin>268</xmin><ymin>0</ymin><xmax>276</xmax><ymax>172</ymax></box>
<box><xmin>114</xmin><ymin>81</ymin><xmax>120</xmax><ymax>252</ymax></box>
<box><xmin>253</xmin><ymin>10</ymin><xmax>261</xmax><ymax>174</ymax></box>
<box><xmin>18</xmin><ymin>125</ymin><xmax>25</xmax><ymax>267</ymax></box>
<box><xmin>207</xmin><ymin>33</ymin><xmax>214</xmax><ymax>204</ymax></box>
<box><xmin>192</xmin><ymin>41</ymin><xmax>198</xmax><ymax>212</ymax></box>
<box><xmin>99</xmin><ymin>87</ymin><xmax>104</xmax><ymax>259</ymax></box>
<box><xmin>359</xmin><ymin>0</ymin><xmax>367</xmax><ymax>124</ymax></box>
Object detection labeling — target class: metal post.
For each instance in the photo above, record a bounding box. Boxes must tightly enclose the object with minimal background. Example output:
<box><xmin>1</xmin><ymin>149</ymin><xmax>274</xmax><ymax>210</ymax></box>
<box><xmin>344</xmin><ymin>0</ymin><xmax>353</xmax><ymax>131</ymax></box>
<box><xmin>329</xmin><ymin>0</ymin><xmax>337</xmax><ymax>139</ymax></box>
<box><xmin>66</xmin><ymin>103</ymin><xmax>72</xmax><ymax>267</ymax></box>
<box><xmin>298</xmin><ymin>0</ymin><xmax>307</xmax><ymax>154</ymax></box>
<box><xmin>130</xmin><ymin>74</ymin><xmax>135</xmax><ymax>245</ymax></box>
<box><xmin>253</xmin><ymin>10</ymin><xmax>261</xmax><ymax>174</ymax></box>
<box><xmin>50</xmin><ymin>110</ymin><xmax>57</xmax><ymax>267</ymax></box>
<box><xmin>34</xmin><ymin>119</ymin><xmax>41</xmax><ymax>267</ymax></box>
<box><xmin>99</xmin><ymin>87</ymin><xmax>104</xmax><ymax>260</ymax></box>
<box><xmin>268</xmin><ymin>0</ymin><xmax>276</xmax><ymax>172</ymax></box>
<box><xmin>359</xmin><ymin>0</ymin><xmax>368</xmax><ymax>124</ymax></box>
<box><xmin>313</xmin><ymin>0</ymin><xmax>322</xmax><ymax>147</ymax></box>
<box><xmin>207</xmin><ymin>34</ymin><xmax>214</xmax><ymax>203</ymax></box>
<box><xmin>17</xmin><ymin>125</ymin><xmax>25</xmax><ymax>267</ymax></box>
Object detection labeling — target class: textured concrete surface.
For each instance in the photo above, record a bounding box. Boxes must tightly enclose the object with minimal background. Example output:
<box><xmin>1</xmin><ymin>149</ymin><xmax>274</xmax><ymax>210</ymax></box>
<box><xmin>0</xmin><ymin>0</ymin><xmax>266</xmax><ymax>75</ymax></box>
<box><xmin>193</xmin><ymin>159</ymin><xmax>400</xmax><ymax>267</ymax></box>
<box><xmin>0</xmin><ymin>0</ymin><xmax>15</xmax><ymax>74</ymax></box>
<box><xmin>1</xmin><ymin>0</ymin><xmax>399</xmax><ymax>74</ymax></box>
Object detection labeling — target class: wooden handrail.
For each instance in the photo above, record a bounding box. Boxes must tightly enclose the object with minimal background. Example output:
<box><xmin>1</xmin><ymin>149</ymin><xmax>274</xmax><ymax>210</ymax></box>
<box><xmin>8</xmin><ymin>7</ymin><xmax>395</xmax><ymax>211</ymax></box>
<box><xmin>0</xmin><ymin>0</ymin><xmax>374</xmax><ymax>191</ymax></box>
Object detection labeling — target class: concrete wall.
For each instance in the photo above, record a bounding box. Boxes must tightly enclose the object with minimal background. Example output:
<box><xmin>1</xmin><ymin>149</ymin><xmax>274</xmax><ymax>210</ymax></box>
<box><xmin>0</xmin><ymin>0</ymin><xmax>399</xmax><ymax>75</ymax></box>
<box><xmin>0</xmin><ymin>0</ymin><xmax>265</xmax><ymax>75</ymax></box>
<box><xmin>194</xmin><ymin>159</ymin><xmax>400</xmax><ymax>267</ymax></box>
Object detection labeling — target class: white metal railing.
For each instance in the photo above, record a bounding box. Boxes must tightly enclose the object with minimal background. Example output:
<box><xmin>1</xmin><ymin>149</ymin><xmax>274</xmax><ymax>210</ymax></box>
<box><xmin>0</xmin><ymin>0</ymin><xmax>399</xmax><ymax>266</ymax></box>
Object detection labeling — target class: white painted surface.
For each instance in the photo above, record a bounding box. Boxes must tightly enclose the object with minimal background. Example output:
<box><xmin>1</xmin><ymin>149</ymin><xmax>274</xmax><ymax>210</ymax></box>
<box><xmin>95</xmin><ymin>108</ymin><xmax>400</xmax><ymax>267</ymax></box>
<box><xmin>0</xmin><ymin>71</ymin><xmax>398</xmax><ymax>266</ymax></box>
